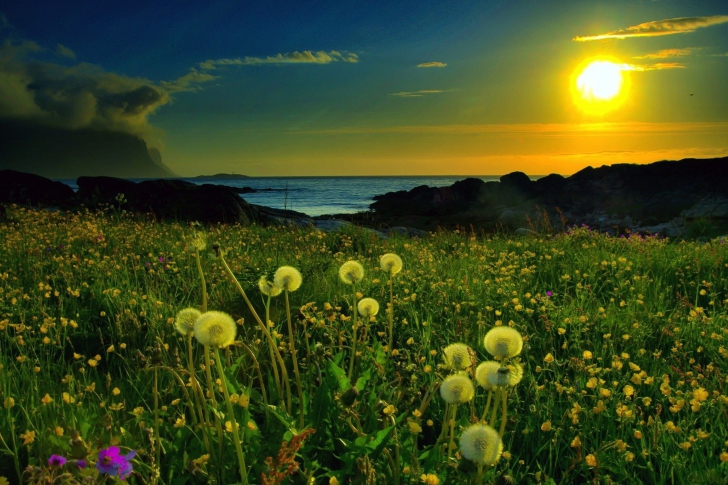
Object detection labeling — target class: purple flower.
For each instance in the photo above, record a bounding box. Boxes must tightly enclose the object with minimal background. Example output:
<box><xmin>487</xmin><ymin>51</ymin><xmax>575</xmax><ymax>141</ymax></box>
<box><xmin>96</xmin><ymin>446</ymin><xmax>135</xmax><ymax>480</ymax></box>
<box><xmin>75</xmin><ymin>459</ymin><xmax>87</xmax><ymax>469</ymax></box>
<box><xmin>546</xmin><ymin>291</ymin><xmax>553</xmax><ymax>297</ymax></box>
<box><xmin>48</xmin><ymin>454</ymin><xmax>67</xmax><ymax>467</ymax></box>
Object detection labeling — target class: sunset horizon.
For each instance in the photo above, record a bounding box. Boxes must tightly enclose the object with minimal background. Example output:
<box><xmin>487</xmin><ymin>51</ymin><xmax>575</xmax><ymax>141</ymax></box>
<box><xmin>1</xmin><ymin>0</ymin><xmax>727</xmax><ymax>177</ymax></box>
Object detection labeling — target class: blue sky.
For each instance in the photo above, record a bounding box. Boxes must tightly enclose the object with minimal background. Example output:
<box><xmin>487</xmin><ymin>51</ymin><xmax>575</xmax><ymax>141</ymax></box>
<box><xmin>1</xmin><ymin>0</ymin><xmax>727</xmax><ymax>175</ymax></box>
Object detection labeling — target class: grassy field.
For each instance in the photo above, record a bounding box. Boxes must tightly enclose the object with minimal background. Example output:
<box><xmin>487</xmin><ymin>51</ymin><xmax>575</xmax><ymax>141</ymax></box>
<box><xmin>1</xmin><ymin>205</ymin><xmax>727</xmax><ymax>485</ymax></box>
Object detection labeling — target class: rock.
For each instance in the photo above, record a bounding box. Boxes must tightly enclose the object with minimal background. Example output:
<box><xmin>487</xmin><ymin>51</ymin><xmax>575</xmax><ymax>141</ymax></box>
<box><xmin>0</xmin><ymin>170</ymin><xmax>76</xmax><ymax>207</ymax></box>
<box><xmin>515</xmin><ymin>228</ymin><xmax>538</xmax><ymax>236</ymax></box>
<box><xmin>76</xmin><ymin>176</ymin><xmax>257</xmax><ymax>224</ymax></box>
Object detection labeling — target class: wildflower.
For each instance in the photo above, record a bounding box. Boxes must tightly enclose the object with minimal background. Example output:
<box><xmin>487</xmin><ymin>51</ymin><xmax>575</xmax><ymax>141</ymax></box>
<box><xmin>96</xmin><ymin>446</ymin><xmax>135</xmax><ymax>480</ymax></box>
<box><xmin>583</xmin><ymin>350</ymin><xmax>593</xmax><ymax>360</ymax></box>
<box><xmin>420</xmin><ymin>473</ymin><xmax>440</xmax><ymax>485</ymax></box>
<box><xmin>440</xmin><ymin>374</ymin><xmax>475</xmax><ymax>404</ymax></box>
<box><xmin>408</xmin><ymin>421</ymin><xmax>422</xmax><ymax>433</ymax></box>
<box><xmin>541</xmin><ymin>421</ymin><xmax>552</xmax><ymax>432</ymax></box>
<box><xmin>48</xmin><ymin>454</ymin><xmax>67</xmax><ymax>467</ymax></box>
<box><xmin>189</xmin><ymin>233</ymin><xmax>207</xmax><ymax>251</ymax></box>
<box><xmin>571</xmin><ymin>436</ymin><xmax>582</xmax><ymax>447</ymax></box>
<box><xmin>20</xmin><ymin>430</ymin><xmax>35</xmax><ymax>445</ymax></box>
<box><xmin>585</xmin><ymin>454</ymin><xmax>597</xmax><ymax>467</ymax></box>
<box><xmin>339</xmin><ymin>260</ymin><xmax>365</xmax><ymax>285</ymax></box>
<box><xmin>380</xmin><ymin>253</ymin><xmax>403</xmax><ymax>274</ymax></box>
<box><xmin>459</xmin><ymin>423</ymin><xmax>503</xmax><ymax>465</ymax></box>
<box><xmin>174</xmin><ymin>308</ymin><xmax>201</xmax><ymax>336</ymax></box>
<box><xmin>543</xmin><ymin>353</ymin><xmax>554</xmax><ymax>363</ymax></box>
<box><xmin>274</xmin><ymin>266</ymin><xmax>302</xmax><ymax>292</ymax></box>
<box><xmin>483</xmin><ymin>326</ymin><xmax>523</xmax><ymax>358</ymax></box>
<box><xmin>357</xmin><ymin>298</ymin><xmax>380</xmax><ymax>317</ymax></box>
<box><xmin>475</xmin><ymin>361</ymin><xmax>501</xmax><ymax>390</ymax></box>
<box><xmin>194</xmin><ymin>311</ymin><xmax>237</xmax><ymax>348</ymax></box>
<box><xmin>443</xmin><ymin>343</ymin><xmax>472</xmax><ymax>371</ymax></box>
<box><xmin>258</xmin><ymin>276</ymin><xmax>282</xmax><ymax>297</ymax></box>
<box><xmin>382</xmin><ymin>404</ymin><xmax>396</xmax><ymax>416</ymax></box>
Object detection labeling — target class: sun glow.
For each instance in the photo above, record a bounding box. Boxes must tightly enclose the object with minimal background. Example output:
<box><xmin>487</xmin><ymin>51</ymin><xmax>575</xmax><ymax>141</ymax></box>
<box><xmin>571</xmin><ymin>58</ymin><xmax>630</xmax><ymax>116</ymax></box>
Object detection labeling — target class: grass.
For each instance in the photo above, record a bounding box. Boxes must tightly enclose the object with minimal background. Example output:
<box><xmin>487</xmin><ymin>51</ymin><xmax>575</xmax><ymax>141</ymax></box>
<box><xmin>1</xmin><ymin>204</ymin><xmax>728</xmax><ymax>485</ymax></box>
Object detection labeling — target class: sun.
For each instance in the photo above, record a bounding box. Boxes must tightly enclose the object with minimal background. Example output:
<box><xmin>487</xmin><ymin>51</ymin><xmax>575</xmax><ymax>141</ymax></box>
<box><xmin>571</xmin><ymin>57</ymin><xmax>630</xmax><ymax>115</ymax></box>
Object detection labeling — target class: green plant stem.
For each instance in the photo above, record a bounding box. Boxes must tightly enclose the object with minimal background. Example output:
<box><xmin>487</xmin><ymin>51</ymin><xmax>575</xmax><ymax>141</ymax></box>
<box><xmin>218</xmin><ymin>252</ymin><xmax>293</xmax><ymax>415</ymax></box>
<box><xmin>195</xmin><ymin>249</ymin><xmax>207</xmax><ymax>313</ymax></box>
<box><xmin>447</xmin><ymin>403</ymin><xmax>457</xmax><ymax>460</ymax></box>
<box><xmin>184</xmin><ymin>334</ymin><xmax>202</xmax><ymax>427</ymax></box>
<box><xmin>347</xmin><ymin>286</ymin><xmax>358</xmax><ymax>380</ymax></box>
<box><xmin>240</xmin><ymin>342</ymin><xmax>268</xmax><ymax>407</ymax></box>
<box><xmin>285</xmin><ymin>290</ymin><xmax>305</xmax><ymax>429</ymax></box>
<box><xmin>204</xmin><ymin>346</ymin><xmax>224</xmax><ymax>463</ymax></box>
<box><xmin>387</xmin><ymin>274</ymin><xmax>394</xmax><ymax>356</ymax></box>
<box><xmin>489</xmin><ymin>388</ymin><xmax>501</xmax><ymax>428</ymax></box>
<box><xmin>153</xmin><ymin>367</ymin><xmax>161</xmax><ymax>485</ymax></box>
<box><xmin>214</xmin><ymin>347</ymin><xmax>248</xmax><ymax>485</ymax></box>
<box><xmin>264</xmin><ymin>297</ymin><xmax>283</xmax><ymax>406</ymax></box>
<box><xmin>498</xmin><ymin>388</ymin><xmax>508</xmax><ymax>438</ymax></box>
<box><xmin>481</xmin><ymin>390</ymin><xmax>493</xmax><ymax>423</ymax></box>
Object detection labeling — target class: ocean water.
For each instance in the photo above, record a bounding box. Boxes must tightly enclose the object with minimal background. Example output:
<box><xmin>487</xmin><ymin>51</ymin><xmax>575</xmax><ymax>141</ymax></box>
<box><xmin>58</xmin><ymin>176</ymin><xmax>539</xmax><ymax>217</ymax></box>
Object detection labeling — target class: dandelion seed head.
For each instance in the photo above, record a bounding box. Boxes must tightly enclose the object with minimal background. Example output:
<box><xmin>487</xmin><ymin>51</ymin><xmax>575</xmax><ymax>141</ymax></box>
<box><xmin>274</xmin><ymin>266</ymin><xmax>302</xmax><ymax>292</ymax></box>
<box><xmin>459</xmin><ymin>423</ymin><xmax>503</xmax><ymax>465</ymax></box>
<box><xmin>440</xmin><ymin>374</ymin><xmax>475</xmax><ymax>404</ymax></box>
<box><xmin>258</xmin><ymin>276</ymin><xmax>282</xmax><ymax>297</ymax></box>
<box><xmin>357</xmin><ymin>297</ymin><xmax>379</xmax><ymax>317</ymax></box>
<box><xmin>484</xmin><ymin>326</ymin><xmax>523</xmax><ymax>358</ymax></box>
<box><xmin>475</xmin><ymin>361</ymin><xmax>502</xmax><ymax>390</ymax></box>
<box><xmin>380</xmin><ymin>253</ymin><xmax>403</xmax><ymax>274</ymax></box>
<box><xmin>443</xmin><ymin>343</ymin><xmax>472</xmax><ymax>371</ymax></box>
<box><xmin>194</xmin><ymin>311</ymin><xmax>237</xmax><ymax>348</ymax></box>
<box><xmin>339</xmin><ymin>260</ymin><xmax>365</xmax><ymax>285</ymax></box>
<box><xmin>174</xmin><ymin>307</ymin><xmax>201</xmax><ymax>336</ymax></box>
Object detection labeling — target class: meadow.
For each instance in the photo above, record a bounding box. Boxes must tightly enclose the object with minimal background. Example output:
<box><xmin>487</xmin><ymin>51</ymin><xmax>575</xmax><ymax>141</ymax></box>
<box><xmin>1</xmin><ymin>204</ymin><xmax>727</xmax><ymax>485</ymax></box>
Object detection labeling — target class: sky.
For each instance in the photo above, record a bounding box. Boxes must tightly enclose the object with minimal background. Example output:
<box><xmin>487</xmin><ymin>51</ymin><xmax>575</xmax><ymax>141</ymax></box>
<box><xmin>1</xmin><ymin>0</ymin><xmax>727</xmax><ymax>176</ymax></box>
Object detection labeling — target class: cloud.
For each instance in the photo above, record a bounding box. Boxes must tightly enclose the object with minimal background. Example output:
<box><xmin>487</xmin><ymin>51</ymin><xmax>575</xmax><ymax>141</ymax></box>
<box><xmin>573</xmin><ymin>15</ymin><xmax>728</xmax><ymax>41</ymax></box>
<box><xmin>56</xmin><ymin>43</ymin><xmax>75</xmax><ymax>59</ymax></box>
<box><xmin>389</xmin><ymin>89</ymin><xmax>449</xmax><ymax>97</ymax></box>
<box><xmin>161</xmin><ymin>68</ymin><xmax>218</xmax><ymax>92</ymax></box>
<box><xmin>0</xmin><ymin>39</ymin><xmax>171</xmax><ymax>144</ymax></box>
<box><xmin>199</xmin><ymin>50</ymin><xmax>358</xmax><ymax>70</ymax></box>
<box><xmin>633</xmin><ymin>47</ymin><xmax>696</xmax><ymax>59</ymax></box>
<box><xmin>621</xmin><ymin>61</ymin><xmax>686</xmax><ymax>70</ymax></box>
<box><xmin>417</xmin><ymin>61</ymin><xmax>447</xmax><ymax>68</ymax></box>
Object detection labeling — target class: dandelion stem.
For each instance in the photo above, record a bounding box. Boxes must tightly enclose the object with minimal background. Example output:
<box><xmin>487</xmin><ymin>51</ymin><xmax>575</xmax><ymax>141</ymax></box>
<box><xmin>194</xmin><ymin>249</ymin><xmax>207</xmax><ymax>313</ymax></box>
<box><xmin>481</xmin><ymin>390</ymin><xmax>493</xmax><ymax>423</ymax></box>
<box><xmin>347</xmin><ymin>285</ymin><xmax>358</xmax><ymax>380</ymax></box>
<box><xmin>285</xmin><ymin>290</ymin><xmax>305</xmax><ymax>429</ymax></box>
<box><xmin>218</xmin><ymin>252</ymin><xmax>293</xmax><ymax>415</ymax></box>
<box><xmin>185</xmin><ymin>333</ymin><xmax>202</xmax><ymax>427</ymax></box>
<box><xmin>153</xmin><ymin>367</ymin><xmax>161</xmax><ymax>485</ymax></box>
<box><xmin>213</xmin><ymin>347</ymin><xmax>248</xmax><ymax>485</ymax></box>
<box><xmin>489</xmin><ymin>388</ymin><xmax>500</xmax><ymax>428</ymax></box>
<box><xmin>387</xmin><ymin>273</ymin><xmax>394</xmax><ymax>357</ymax></box>
<box><xmin>447</xmin><ymin>403</ymin><xmax>457</xmax><ymax>461</ymax></box>
<box><xmin>240</xmin><ymin>342</ymin><xmax>268</xmax><ymax>408</ymax></box>
<box><xmin>203</xmin><ymin>346</ymin><xmax>224</xmax><ymax>463</ymax></box>
<box><xmin>498</xmin><ymin>388</ymin><xmax>508</xmax><ymax>438</ymax></box>
<box><xmin>265</xmin><ymin>296</ymin><xmax>283</xmax><ymax>407</ymax></box>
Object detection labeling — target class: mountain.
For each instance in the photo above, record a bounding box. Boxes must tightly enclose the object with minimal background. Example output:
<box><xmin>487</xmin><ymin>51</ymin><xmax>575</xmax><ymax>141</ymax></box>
<box><xmin>0</xmin><ymin>119</ymin><xmax>176</xmax><ymax>179</ymax></box>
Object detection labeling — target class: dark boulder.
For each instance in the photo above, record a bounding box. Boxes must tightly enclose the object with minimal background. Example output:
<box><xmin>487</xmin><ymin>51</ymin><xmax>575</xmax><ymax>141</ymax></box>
<box><xmin>0</xmin><ymin>170</ymin><xmax>75</xmax><ymax>206</ymax></box>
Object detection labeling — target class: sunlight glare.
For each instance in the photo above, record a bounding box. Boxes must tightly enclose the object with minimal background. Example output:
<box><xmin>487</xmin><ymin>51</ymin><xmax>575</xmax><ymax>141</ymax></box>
<box><xmin>571</xmin><ymin>58</ymin><xmax>630</xmax><ymax>116</ymax></box>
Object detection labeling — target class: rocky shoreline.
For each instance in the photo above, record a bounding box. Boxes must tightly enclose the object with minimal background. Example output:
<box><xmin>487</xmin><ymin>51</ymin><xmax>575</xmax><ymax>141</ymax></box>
<box><xmin>2</xmin><ymin>156</ymin><xmax>728</xmax><ymax>239</ymax></box>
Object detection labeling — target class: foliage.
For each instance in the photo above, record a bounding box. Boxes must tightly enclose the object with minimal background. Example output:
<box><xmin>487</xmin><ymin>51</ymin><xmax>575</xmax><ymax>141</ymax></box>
<box><xmin>1</xmin><ymin>205</ymin><xmax>728</xmax><ymax>484</ymax></box>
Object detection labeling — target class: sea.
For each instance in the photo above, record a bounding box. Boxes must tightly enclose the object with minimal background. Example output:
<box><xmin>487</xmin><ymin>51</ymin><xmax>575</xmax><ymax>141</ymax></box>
<box><xmin>57</xmin><ymin>176</ymin><xmax>540</xmax><ymax>218</ymax></box>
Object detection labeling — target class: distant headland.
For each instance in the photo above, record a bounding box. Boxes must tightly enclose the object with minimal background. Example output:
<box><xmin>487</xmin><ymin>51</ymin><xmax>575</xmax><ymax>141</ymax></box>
<box><xmin>190</xmin><ymin>173</ymin><xmax>250</xmax><ymax>180</ymax></box>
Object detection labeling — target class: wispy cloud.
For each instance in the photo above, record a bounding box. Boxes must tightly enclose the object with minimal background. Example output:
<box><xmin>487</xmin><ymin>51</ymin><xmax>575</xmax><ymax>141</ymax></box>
<box><xmin>389</xmin><ymin>89</ymin><xmax>449</xmax><ymax>97</ymax></box>
<box><xmin>633</xmin><ymin>47</ymin><xmax>696</xmax><ymax>59</ymax></box>
<box><xmin>622</xmin><ymin>61</ymin><xmax>686</xmax><ymax>70</ymax></box>
<box><xmin>199</xmin><ymin>50</ymin><xmax>358</xmax><ymax>70</ymax></box>
<box><xmin>55</xmin><ymin>43</ymin><xmax>75</xmax><ymax>59</ymax></box>
<box><xmin>417</xmin><ymin>61</ymin><xmax>446</xmax><ymax>68</ymax></box>
<box><xmin>161</xmin><ymin>69</ymin><xmax>218</xmax><ymax>92</ymax></box>
<box><xmin>573</xmin><ymin>15</ymin><xmax>728</xmax><ymax>41</ymax></box>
